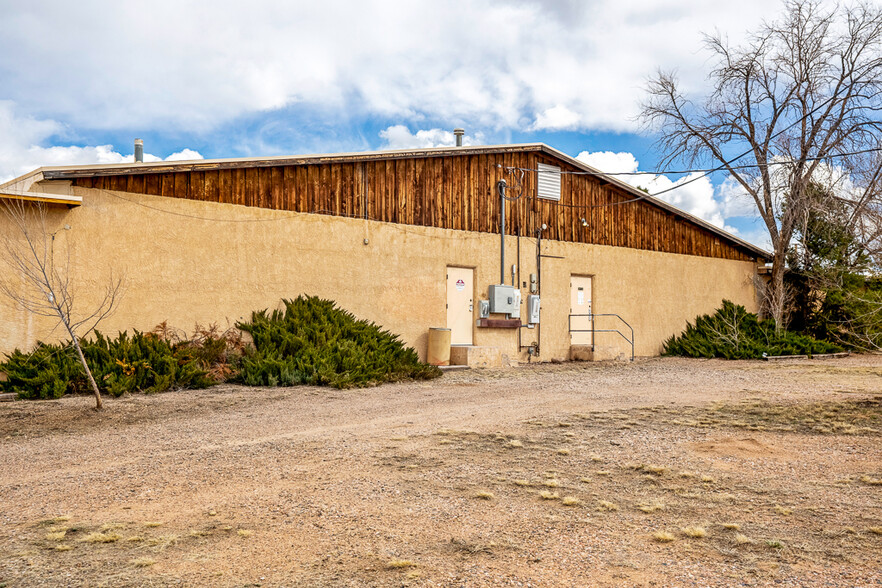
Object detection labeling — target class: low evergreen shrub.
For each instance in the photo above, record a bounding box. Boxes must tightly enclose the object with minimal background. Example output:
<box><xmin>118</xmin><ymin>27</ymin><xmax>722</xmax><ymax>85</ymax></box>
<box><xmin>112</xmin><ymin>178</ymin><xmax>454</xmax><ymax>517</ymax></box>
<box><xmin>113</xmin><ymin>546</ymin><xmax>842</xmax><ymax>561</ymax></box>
<box><xmin>236</xmin><ymin>296</ymin><xmax>441</xmax><ymax>388</ymax></box>
<box><xmin>663</xmin><ymin>300</ymin><xmax>842</xmax><ymax>359</ymax></box>
<box><xmin>0</xmin><ymin>330</ymin><xmax>221</xmax><ymax>400</ymax></box>
<box><xmin>1</xmin><ymin>296</ymin><xmax>439</xmax><ymax>399</ymax></box>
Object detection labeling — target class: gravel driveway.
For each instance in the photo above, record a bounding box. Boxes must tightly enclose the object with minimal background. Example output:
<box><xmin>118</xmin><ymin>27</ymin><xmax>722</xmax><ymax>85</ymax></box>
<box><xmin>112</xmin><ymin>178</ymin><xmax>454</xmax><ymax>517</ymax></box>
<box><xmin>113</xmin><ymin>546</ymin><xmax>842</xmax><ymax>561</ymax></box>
<box><xmin>1</xmin><ymin>356</ymin><xmax>880</xmax><ymax>587</ymax></box>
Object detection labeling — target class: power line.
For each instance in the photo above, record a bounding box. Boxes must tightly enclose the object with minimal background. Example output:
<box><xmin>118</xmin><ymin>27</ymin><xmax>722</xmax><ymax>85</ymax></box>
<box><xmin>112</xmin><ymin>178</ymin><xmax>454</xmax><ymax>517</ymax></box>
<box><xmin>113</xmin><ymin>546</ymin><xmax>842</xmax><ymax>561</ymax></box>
<box><xmin>503</xmin><ymin>147</ymin><xmax>882</xmax><ymax>177</ymax></box>
<box><xmin>508</xmin><ymin>92</ymin><xmax>863</xmax><ymax>209</ymax></box>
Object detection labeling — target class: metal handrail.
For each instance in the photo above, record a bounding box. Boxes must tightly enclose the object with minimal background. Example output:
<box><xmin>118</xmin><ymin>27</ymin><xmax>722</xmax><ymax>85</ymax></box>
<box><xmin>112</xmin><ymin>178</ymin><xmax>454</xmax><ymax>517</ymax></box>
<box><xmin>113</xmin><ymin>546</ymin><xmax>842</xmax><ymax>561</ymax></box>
<box><xmin>568</xmin><ymin>313</ymin><xmax>635</xmax><ymax>362</ymax></box>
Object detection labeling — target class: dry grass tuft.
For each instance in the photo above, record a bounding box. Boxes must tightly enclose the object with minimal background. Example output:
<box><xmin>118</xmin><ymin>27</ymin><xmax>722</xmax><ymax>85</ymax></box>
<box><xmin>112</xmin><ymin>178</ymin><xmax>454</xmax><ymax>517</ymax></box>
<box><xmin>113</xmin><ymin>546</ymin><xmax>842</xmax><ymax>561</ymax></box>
<box><xmin>144</xmin><ymin>522</ymin><xmax>163</xmax><ymax>528</ymax></box>
<box><xmin>99</xmin><ymin>523</ymin><xmax>125</xmax><ymax>532</ymax></box>
<box><xmin>237</xmin><ymin>529</ymin><xmax>254</xmax><ymax>537</ymax></box>
<box><xmin>556</xmin><ymin>448</ymin><xmax>571</xmax><ymax>455</ymax></box>
<box><xmin>389</xmin><ymin>436</ymin><xmax>408</xmax><ymax>441</ymax></box>
<box><xmin>146</xmin><ymin>535</ymin><xmax>178</xmax><ymax>551</ymax></box>
<box><xmin>132</xmin><ymin>557</ymin><xmax>156</xmax><ymax>568</ymax></box>
<box><xmin>590</xmin><ymin>454</ymin><xmax>603</xmax><ymax>462</ymax></box>
<box><xmin>860</xmin><ymin>475</ymin><xmax>882</xmax><ymax>485</ymax></box>
<box><xmin>542</xmin><ymin>479</ymin><xmax>561</xmax><ymax>488</ymax></box>
<box><xmin>561</xmin><ymin>496</ymin><xmax>582</xmax><ymax>506</ymax></box>
<box><xmin>866</xmin><ymin>527</ymin><xmax>882</xmax><ymax>535</ymax></box>
<box><xmin>508</xmin><ymin>440</ymin><xmax>524</xmax><ymax>448</ymax></box>
<box><xmin>774</xmin><ymin>505</ymin><xmax>793</xmax><ymax>515</ymax></box>
<box><xmin>681</xmin><ymin>526</ymin><xmax>707</xmax><ymax>538</ymax></box>
<box><xmin>45</xmin><ymin>531</ymin><xmax>67</xmax><ymax>541</ymax></box>
<box><xmin>387</xmin><ymin>559</ymin><xmax>417</xmax><ymax>569</ymax></box>
<box><xmin>636</xmin><ymin>500</ymin><xmax>665</xmax><ymax>513</ymax></box>
<box><xmin>539</xmin><ymin>491</ymin><xmax>559</xmax><ymax>500</ymax></box>
<box><xmin>679</xmin><ymin>471</ymin><xmax>696</xmax><ymax>479</ymax></box>
<box><xmin>52</xmin><ymin>516</ymin><xmax>71</xmax><ymax>523</ymax></box>
<box><xmin>595</xmin><ymin>470</ymin><xmax>611</xmax><ymax>476</ymax></box>
<box><xmin>474</xmin><ymin>491</ymin><xmax>495</xmax><ymax>500</ymax></box>
<box><xmin>54</xmin><ymin>544</ymin><xmax>73</xmax><ymax>551</ymax></box>
<box><xmin>81</xmin><ymin>532</ymin><xmax>121</xmax><ymax>544</ymax></box>
<box><xmin>645</xmin><ymin>465</ymin><xmax>667</xmax><ymax>475</ymax></box>
<box><xmin>513</xmin><ymin>479</ymin><xmax>531</xmax><ymax>487</ymax></box>
<box><xmin>700</xmin><ymin>476</ymin><xmax>715</xmax><ymax>484</ymax></box>
<box><xmin>127</xmin><ymin>536</ymin><xmax>144</xmax><ymax>542</ymax></box>
<box><xmin>721</xmin><ymin>523</ymin><xmax>741</xmax><ymax>531</ymax></box>
<box><xmin>598</xmin><ymin>500</ymin><xmax>619</xmax><ymax>511</ymax></box>
<box><xmin>653</xmin><ymin>531</ymin><xmax>676</xmax><ymax>543</ymax></box>
<box><xmin>735</xmin><ymin>533</ymin><xmax>752</xmax><ymax>544</ymax></box>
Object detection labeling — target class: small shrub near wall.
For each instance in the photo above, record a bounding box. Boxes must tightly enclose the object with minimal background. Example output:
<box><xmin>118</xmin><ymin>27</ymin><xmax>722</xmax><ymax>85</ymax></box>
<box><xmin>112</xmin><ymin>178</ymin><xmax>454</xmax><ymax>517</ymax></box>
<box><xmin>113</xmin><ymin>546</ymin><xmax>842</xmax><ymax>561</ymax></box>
<box><xmin>236</xmin><ymin>296</ymin><xmax>441</xmax><ymax>389</ymax></box>
<box><xmin>0</xmin><ymin>296</ymin><xmax>440</xmax><ymax>399</ymax></box>
<box><xmin>0</xmin><ymin>330</ymin><xmax>222</xmax><ymax>400</ymax></box>
<box><xmin>663</xmin><ymin>300</ymin><xmax>842</xmax><ymax>359</ymax></box>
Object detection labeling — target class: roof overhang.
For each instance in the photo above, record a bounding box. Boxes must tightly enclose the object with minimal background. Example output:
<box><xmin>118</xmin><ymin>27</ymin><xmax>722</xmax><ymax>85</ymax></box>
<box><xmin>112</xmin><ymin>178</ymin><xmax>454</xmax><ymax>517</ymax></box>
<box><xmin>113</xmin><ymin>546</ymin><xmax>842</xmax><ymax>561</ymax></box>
<box><xmin>0</xmin><ymin>188</ymin><xmax>82</xmax><ymax>207</ymax></box>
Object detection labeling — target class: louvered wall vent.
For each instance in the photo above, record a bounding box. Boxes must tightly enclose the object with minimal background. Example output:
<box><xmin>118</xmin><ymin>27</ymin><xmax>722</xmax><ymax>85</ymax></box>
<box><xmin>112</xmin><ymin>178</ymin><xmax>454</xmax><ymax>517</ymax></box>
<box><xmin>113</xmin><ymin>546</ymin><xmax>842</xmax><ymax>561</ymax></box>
<box><xmin>537</xmin><ymin>163</ymin><xmax>561</xmax><ymax>200</ymax></box>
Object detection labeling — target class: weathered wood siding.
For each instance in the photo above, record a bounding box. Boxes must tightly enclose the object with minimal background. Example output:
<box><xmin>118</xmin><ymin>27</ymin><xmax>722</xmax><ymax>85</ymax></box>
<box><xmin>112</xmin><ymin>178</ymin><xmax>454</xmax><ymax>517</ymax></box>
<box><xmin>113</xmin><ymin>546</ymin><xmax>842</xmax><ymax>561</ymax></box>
<box><xmin>72</xmin><ymin>151</ymin><xmax>754</xmax><ymax>261</ymax></box>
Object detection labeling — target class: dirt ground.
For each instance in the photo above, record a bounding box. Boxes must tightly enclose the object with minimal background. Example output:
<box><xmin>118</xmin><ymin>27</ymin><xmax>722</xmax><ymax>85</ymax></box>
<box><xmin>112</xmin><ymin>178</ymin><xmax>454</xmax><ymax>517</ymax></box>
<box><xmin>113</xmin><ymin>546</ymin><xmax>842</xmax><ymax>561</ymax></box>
<box><xmin>1</xmin><ymin>356</ymin><xmax>880</xmax><ymax>587</ymax></box>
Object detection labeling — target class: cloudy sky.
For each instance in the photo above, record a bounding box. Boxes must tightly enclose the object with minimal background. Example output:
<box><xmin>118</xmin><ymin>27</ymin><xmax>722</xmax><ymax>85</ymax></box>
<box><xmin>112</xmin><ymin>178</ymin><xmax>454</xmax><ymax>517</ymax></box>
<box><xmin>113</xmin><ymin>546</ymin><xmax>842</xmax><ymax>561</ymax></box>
<box><xmin>0</xmin><ymin>0</ymin><xmax>819</xmax><ymax>248</ymax></box>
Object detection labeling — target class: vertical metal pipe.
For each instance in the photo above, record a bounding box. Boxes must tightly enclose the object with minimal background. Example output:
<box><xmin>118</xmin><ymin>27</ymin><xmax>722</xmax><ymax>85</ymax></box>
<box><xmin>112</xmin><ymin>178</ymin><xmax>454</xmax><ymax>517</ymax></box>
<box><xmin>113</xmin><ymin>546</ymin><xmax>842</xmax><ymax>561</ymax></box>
<box><xmin>134</xmin><ymin>139</ymin><xmax>144</xmax><ymax>163</ymax></box>
<box><xmin>498</xmin><ymin>179</ymin><xmax>506</xmax><ymax>284</ymax></box>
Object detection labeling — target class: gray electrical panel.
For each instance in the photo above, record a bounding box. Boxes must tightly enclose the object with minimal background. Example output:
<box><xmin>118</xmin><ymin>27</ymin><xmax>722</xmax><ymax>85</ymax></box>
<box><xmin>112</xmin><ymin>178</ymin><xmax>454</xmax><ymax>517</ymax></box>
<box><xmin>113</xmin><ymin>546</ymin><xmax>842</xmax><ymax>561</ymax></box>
<box><xmin>509</xmin><ymin>290</ymin><xmax>522</xmax><ymax>319</ymax></box>
<box><xmin>527</xmin><ymin>295</ymin><xmax>540</xmax><ymax>324</ymax></box>
<box><xmin>488</xmin><ymin>284</ymin><xmax>519</xmax><ymax>314</ymax></box>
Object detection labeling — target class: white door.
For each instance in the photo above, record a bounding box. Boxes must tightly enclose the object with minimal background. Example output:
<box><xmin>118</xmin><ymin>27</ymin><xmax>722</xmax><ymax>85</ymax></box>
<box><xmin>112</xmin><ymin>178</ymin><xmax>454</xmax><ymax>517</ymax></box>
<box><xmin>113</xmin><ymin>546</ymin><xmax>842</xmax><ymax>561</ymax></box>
<box><xmin>570</xmin><ymin>275</ymin><xmax>593</xmax><ymax>346</ymax></box>
<box><xmin>447</xmin><ymin>267</ymin><xmax>474</xmax><ymax>345</ymax></box>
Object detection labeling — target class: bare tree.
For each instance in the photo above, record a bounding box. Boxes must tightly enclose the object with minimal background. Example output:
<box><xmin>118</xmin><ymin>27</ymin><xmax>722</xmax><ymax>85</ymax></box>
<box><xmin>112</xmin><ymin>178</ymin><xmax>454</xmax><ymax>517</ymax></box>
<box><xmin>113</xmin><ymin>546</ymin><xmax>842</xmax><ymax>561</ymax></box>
<box><xmin>642</xmin><ymin>0</ymin><xmax>882</xmax><ymax>329</ymax></box>
<box><xmin>0</xmin><ymin>197</ymin><xmax>123</xmax><ymax>409</ymax></box>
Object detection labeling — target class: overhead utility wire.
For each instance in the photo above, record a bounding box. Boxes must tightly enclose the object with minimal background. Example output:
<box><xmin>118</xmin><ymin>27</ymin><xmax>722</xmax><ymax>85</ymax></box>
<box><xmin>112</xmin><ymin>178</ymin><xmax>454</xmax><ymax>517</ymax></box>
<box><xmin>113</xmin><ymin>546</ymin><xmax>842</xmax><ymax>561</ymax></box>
<box><xmin>504</xmin><ymin>146</ymin><xmax>882</xmax><ymax>177</ymax></box>
<box><xmin>507</xmin><ymin>92</ymin><xmax>860</xmax><ymax>208</ymax></box>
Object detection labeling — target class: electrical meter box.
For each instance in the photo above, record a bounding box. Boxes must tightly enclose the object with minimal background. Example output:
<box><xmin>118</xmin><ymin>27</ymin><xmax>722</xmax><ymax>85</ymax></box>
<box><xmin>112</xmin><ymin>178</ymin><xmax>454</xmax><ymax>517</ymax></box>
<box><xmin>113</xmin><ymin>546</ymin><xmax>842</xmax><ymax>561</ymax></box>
<box><xmin>527</xmin><ymin>295</ymin><xmax>540</xmax><ymax>324</ymax></box>
<box><xmin>488</xmin><ymin>284</ymin><xmax>519</xmax><ymax>314</ymax></box>
<box><xmin>478</xmin><ymin>300</ymin><xmax>490</xmax><ymax>319</ymax></box>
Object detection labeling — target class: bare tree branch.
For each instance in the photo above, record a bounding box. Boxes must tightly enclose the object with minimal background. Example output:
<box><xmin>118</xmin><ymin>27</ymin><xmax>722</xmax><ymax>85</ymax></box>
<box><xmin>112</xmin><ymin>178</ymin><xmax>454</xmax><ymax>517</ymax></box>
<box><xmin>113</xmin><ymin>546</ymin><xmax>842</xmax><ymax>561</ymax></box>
<box><xmin>641</xmin><ymin>0</ymin><xmax>882</xmax><ymax>329</ymax></box>
<box><xmin>0</xmin><ymin>197</ymin><xmax>125</xmax><ymax>409</ymax></box>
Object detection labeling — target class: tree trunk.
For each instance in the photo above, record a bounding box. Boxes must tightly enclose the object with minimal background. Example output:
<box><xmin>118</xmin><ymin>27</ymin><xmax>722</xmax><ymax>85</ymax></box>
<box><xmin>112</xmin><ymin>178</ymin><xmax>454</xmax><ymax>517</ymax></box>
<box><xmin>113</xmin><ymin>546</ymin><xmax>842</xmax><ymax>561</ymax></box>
<box><xmin>769</xmin><ymin>252</ymin><xmax>788</xmax><ymax>333</ymax></box>
<box><xmin>71</xmin><ymin>337</ymin><xmax>102</xmax><ymax>410</ymax></box>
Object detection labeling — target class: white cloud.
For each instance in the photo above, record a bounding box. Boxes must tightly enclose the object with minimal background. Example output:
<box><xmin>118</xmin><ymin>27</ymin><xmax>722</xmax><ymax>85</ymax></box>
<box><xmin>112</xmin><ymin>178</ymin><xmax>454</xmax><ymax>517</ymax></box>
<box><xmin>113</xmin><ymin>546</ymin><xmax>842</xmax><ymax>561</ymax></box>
<box><xmin>575</xmin><ymin>151</ymin><xmax>639</xmax><ymax>174</ymax></box>
<box><xmin>0</xmin><ymin>1</ymin><xmax>779</xmax><ymax>134</ymax></box>
<box><xmin>718</xmin><ymin>175</ymin><xmax>758</xmax><ymax>218</ymax></box>
<box><xmin>0</xmin><ymin>102</ymin><xmax>202</xmax><ymax>183</ymax></box>
<box><xmin>645</xmin><ymin>173</ymin><xmax>734</xmax><ymax>232</ymax></box>
<box><xmin>164</xmin><ymin>149</ymin><xmax>204</xmax><ymax>162</ymax></box>
<box><xmin>575</xmin><ymin>149</ymin><xmax>755</xmax><ymax>234</ymax></box>
<box><xmin>531</xmin><ymin>105</ymin><xmax>582</xmax><ymax>131</ymax></box>
<box><xmin>378</xmin><ymin>125</ymin><xmax>484</xmax><ymax>149</ymax></box>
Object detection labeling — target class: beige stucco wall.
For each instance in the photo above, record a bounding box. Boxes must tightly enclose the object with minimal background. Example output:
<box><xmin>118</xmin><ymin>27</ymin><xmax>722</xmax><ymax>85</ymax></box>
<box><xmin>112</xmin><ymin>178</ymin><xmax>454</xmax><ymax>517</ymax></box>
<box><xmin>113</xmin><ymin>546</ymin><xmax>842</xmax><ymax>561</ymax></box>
<box><xmin>0</xmin><ymin>186</ymin><xmax>759</xmax><ymax>362</ymax></box>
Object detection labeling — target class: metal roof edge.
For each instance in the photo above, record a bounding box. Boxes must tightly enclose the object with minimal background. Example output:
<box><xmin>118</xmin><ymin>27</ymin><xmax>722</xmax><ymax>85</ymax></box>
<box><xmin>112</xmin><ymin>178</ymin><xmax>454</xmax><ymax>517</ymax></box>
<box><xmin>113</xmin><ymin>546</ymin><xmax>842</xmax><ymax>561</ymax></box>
<box><xmin>36</xmin><ymin>144</ymin><xmax>548</xmax><ymax>179</ymax></box>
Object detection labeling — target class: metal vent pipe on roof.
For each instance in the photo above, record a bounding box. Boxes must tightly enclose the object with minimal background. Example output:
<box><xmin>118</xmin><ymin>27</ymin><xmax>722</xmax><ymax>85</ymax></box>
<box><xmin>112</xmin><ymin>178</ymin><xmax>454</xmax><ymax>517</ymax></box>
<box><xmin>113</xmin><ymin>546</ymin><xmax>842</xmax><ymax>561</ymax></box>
<box><xmin>134</xmin><ymin>139</ymin><xmax>144</xmax><ymax>163</ymax></box>
<box><xmin>454</xmin><ymin>128</ymin><xmax>464</xmax><ymax>147</ymax></box>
